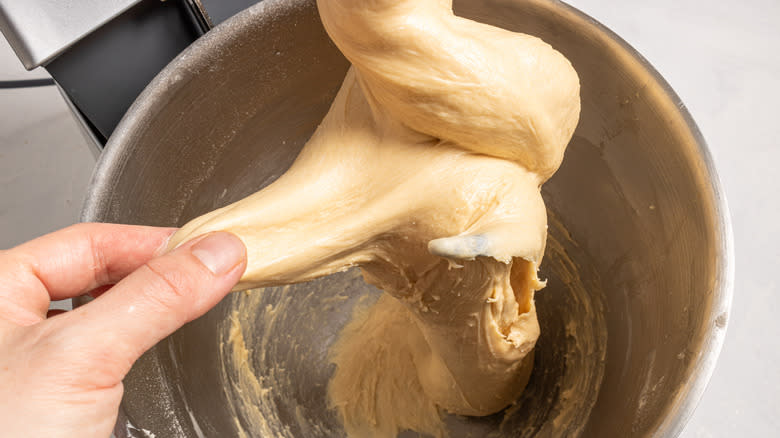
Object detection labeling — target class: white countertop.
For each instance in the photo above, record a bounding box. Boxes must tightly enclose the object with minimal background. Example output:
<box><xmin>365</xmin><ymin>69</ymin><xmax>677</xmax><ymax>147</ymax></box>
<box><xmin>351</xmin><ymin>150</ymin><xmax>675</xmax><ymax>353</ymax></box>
<box><xmin>0</xmin><ymin>0</ymin><xmax>777</xmax><ymax>435</ymax></box>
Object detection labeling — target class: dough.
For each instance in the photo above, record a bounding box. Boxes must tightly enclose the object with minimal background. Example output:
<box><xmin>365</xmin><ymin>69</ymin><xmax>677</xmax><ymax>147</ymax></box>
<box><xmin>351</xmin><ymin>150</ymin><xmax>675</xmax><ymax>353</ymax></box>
<box><xmin>168</xmin><ymin>0</ymin><xmax>579</xmax><ymax>436</ymax></box>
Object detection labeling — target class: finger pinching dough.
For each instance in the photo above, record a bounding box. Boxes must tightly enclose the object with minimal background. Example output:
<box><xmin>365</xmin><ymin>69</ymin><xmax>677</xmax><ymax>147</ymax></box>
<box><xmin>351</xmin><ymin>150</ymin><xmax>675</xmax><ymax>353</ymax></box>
<box><xmin>168</xmin><ymin>0</ymin><xmax>580</xmax><ymax>436</ymax></box>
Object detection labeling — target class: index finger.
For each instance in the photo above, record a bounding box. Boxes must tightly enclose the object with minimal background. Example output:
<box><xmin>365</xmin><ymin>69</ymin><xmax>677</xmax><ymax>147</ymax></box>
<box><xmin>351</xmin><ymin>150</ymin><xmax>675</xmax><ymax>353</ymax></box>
<box><xmin>0</xmin><ymin>223</ymin><xmax>175</xmax><ymax>323</ymax></box>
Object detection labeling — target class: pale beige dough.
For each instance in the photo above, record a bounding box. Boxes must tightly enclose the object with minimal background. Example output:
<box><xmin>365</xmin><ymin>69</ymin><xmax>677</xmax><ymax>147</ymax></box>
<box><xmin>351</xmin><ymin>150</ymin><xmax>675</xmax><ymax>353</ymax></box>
<box><xmin>168</xmin><ymin>0</ymin><xmax>579</xmax><ymax>436</ymax></box>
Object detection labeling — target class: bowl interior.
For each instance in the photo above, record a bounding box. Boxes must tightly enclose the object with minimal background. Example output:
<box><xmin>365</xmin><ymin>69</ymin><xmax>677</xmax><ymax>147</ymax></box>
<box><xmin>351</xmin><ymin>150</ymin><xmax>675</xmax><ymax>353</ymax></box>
<box><xmin>84</xmin><ymin>0</ymin><xmax>731</xmax><ymax>436</ymax></box>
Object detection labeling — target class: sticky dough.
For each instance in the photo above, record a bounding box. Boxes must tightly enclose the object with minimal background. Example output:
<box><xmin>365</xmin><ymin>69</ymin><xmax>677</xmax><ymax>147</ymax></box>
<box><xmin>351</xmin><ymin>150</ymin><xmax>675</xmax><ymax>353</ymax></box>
<box><xmin>168</xmin><ymin>0</ymin><xmax>580</xmax><ymax>436</ymax></box>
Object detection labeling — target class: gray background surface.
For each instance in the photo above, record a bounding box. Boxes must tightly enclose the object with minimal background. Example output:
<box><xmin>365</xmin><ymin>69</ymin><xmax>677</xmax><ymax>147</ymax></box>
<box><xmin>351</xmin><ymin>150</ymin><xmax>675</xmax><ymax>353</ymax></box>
<box><xmin>0</xmin><ymin>0</ymin><xmax>777</xmax><ymax>436</ymax></box>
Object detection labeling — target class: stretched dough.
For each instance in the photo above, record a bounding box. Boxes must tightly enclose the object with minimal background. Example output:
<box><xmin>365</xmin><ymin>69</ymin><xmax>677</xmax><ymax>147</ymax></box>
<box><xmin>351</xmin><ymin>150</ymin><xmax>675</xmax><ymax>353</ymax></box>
<box><xmin>169</xmin><ymin>0</ymin><xmax>579</xmax><ymax>435</ymax></box>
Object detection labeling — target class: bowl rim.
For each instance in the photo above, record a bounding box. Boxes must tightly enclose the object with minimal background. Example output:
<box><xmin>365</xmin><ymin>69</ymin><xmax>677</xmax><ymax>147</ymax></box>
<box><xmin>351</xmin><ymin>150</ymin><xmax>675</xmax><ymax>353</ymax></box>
<box><xmin>80</xmin><ymin>0</ymin><xmax>735</xmax><ymax>436</ymax></box>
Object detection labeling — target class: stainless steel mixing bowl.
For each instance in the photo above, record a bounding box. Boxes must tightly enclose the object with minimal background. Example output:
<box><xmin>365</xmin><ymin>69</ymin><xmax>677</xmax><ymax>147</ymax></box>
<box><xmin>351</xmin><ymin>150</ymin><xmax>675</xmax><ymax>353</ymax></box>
<box><xmin>80</xmin><ymin>0</ymin><xmax>734</xmax><ymax>436</ymax></box>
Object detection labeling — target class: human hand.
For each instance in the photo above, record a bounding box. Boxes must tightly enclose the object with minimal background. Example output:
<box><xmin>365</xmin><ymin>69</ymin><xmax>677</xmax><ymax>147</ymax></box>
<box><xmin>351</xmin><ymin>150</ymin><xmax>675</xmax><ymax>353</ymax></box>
<box><xmin>0</xmin><ymin>223</ymin><xmax>246</xmax><ymax>437</ymax></box>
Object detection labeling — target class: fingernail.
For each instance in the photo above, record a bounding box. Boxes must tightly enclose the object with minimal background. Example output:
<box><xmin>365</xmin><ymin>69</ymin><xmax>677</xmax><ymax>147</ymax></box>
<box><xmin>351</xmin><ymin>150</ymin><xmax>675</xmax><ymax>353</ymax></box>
<box><xmin>191</xmin><ymin>232</ymin><xmax>246</xmax><ymax>275</ymax></box>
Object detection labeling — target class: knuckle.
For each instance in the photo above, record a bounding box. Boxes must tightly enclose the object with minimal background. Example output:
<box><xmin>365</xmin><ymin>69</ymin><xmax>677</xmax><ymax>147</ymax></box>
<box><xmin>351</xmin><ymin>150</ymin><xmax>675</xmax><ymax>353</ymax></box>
<box><xmin>137</xmin><ymin>262</ymin><xmax>195</xmax><ymax>309</ymax></box>
<box><xmin>139</xmin><ymin>252</ymin><xmax>214</xmax><ymax>302</ymax></box>
<box><xmin>87</xmin><ymin>233</ymin><xmax>111</xmax><ymax>285</ymax></box>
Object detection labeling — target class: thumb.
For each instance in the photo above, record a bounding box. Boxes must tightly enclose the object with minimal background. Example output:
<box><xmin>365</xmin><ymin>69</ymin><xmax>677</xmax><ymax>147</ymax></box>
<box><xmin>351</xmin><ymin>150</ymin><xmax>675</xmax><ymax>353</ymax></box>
<box><xmin>58</xmin><ymin>231</ymin><xmax>246</xmax><ymax>385</ymax></box>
